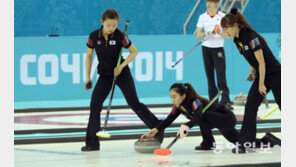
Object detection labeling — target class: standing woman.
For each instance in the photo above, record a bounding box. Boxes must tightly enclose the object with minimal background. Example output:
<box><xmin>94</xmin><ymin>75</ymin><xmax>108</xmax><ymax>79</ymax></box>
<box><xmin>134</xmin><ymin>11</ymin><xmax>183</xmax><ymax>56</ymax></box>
<box><xmin>221</xmin><ymin>8</ymin><xmax>281</xmax><ymax>153</ymax></box>
<box><xmin>82</xmin><ymin>9</ymin><xmax>163</xmax><ymax>151</ymax></box>
<box><xmin>196</xmin><ymin>0</ymin><xmax>233</xmax><ymax>110</ymax></box>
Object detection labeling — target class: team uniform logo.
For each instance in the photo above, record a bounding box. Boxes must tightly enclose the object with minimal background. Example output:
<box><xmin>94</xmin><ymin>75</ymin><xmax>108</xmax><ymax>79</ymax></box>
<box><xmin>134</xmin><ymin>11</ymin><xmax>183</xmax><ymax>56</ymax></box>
<box><xmin>244</xmin><ymin>45</ymin><xmax>249</xmax><ymax>50</ymax></box>
<box><xmin>109</xmin><ymin>40</ymin><xmax>116</xmax><ymax>45</ymax></box>
<box><xmin>249</xmin><ymin>37</ymin><xmax>260</xmax><ymax>50</ymax></box>
<box><xmin>97</xmin><ymin>40</ymin><xmax>101</xmax><ymax>45</ymax></box>
<box><xmin>217</xmin><ymin>52</ymin><xmax>224</xmax><ymax>58</ymax></box>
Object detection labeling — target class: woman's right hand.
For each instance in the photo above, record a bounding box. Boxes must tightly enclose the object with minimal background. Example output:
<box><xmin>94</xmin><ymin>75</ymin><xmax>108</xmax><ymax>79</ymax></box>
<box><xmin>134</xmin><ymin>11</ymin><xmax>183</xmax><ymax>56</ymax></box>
<box><xmin>85</xmin><ymin>78</ymin><xmax>92</xmax><ymax>90</ymax></box>
<box><xmin>141</xmin><ymin>128</ymin><xmax>159</xmax><ymax>138</ymax></box>
<box><xmin>246</xmin><ymin>72</ymin><xmax>256</xmax><ymax>82</ymax></box>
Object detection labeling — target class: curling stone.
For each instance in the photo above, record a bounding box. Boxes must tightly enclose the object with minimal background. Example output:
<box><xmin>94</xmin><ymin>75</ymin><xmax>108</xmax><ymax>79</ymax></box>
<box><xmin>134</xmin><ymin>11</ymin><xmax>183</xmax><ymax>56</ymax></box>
<box><xmin>233</xmin><ymin>92</ymin><xmax>247</xmax><ymax>106</ymax></box>
<box><xmin>134</xmin><ymin>138</ymin><xmax>161</xmax><ymax>154</ymax></box>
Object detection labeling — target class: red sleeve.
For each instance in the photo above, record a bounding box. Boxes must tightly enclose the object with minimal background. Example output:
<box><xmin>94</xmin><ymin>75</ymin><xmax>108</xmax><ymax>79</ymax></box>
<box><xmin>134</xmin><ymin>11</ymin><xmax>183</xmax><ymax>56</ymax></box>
<box><xmin>121</xmin><ymin>35</ymin><xmax>132</xmax><ymax>48</ymax></box>
<box><xmin>86</xmin><ymin>37</ymin><xmax>94</xmax><ymax>48</ymax></box>
<box><xmin>171</xmin><ymin>106</ymin><xmax>179</xmax><ymax>116</ymax></box>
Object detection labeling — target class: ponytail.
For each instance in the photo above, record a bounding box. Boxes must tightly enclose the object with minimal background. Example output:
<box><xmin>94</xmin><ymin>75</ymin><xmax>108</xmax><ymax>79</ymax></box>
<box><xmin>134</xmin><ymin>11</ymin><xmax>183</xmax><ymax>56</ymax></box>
<box><xmin>170</xmin><ymin>83</ymin><xmax>210</xmax><ymax>104</ymax></box>
<box><xmin>221</xmin><ymin>8</ymin><xmax>267</xmax><ymax>44</ymax></box>
<box><xmin>184</xmin><ymin>83</ymin><xmax>210</xmax><ymax>104</ymax></box>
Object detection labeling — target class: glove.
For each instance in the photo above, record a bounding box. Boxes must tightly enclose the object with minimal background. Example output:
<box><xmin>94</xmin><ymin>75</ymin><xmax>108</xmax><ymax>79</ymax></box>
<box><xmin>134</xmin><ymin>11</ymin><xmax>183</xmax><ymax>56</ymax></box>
<box><xmin>213</xmin><ymin>24</ymin><xmax>223</xmax><ymax>35</ymax></box>
<box><xmin>205</xmin><ymin>31</ymin><xmax>213</xmax><ymax>38</ymax></box>
<box><xmin>177</xmin><ymin>124</ymin><xmax>189</xmax><ymax>139</ymax></box>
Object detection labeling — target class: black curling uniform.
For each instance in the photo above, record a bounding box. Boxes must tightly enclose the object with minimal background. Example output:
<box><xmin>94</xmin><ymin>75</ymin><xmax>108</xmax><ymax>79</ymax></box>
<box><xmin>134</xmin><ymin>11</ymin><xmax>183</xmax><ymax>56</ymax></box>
<box><xmin>233</xmin><ymin>27</ymin><xmax>281</xmax><ymax>148</ymax></box>
<box><xmin>156</xmin><ymin>97</ymin><xmax>238</xmax><ymax>149</ymax></box>
<box><xmin>84</xmin><ymin>27</ymin><xmax>161</xmax><ymax>149</ymax></box>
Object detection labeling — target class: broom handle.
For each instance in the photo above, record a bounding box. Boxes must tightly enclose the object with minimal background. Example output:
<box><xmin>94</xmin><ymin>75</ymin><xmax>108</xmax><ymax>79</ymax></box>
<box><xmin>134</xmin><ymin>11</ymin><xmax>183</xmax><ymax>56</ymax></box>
<box><xmin>166</xmin><ymin>134</ymin><xmax>180</xmax><ymax>149</ymax></box>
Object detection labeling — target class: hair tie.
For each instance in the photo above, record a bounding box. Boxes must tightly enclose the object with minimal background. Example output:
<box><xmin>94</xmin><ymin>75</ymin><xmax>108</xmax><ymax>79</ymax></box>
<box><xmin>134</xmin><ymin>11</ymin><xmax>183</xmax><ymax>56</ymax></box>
<box><xmin>230</xmin><ymin>8</ymin><xmax>238</xmax><ymax>15</ymax></box>
<box><xmin>181</xmin><ymin>84</ymin><xmax>186</xmax><ymax>90</ymax></box>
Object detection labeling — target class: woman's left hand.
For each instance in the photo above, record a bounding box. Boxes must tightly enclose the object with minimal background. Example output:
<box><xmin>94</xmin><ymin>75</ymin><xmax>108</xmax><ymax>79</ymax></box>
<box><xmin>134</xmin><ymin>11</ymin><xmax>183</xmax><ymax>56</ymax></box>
<box><xmin>259</xmin><ymin>83</ymin><xmax>267</xmax><ymax>96</ymax></box>
<box><xmin>114</xmin><ymin>65</ymin><xmax>123</xmax><ymax>76</ymax></box>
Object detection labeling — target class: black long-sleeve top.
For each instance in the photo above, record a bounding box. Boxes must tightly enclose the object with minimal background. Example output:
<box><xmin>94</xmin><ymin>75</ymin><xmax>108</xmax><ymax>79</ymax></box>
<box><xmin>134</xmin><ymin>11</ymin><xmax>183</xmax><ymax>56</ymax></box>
<box><xmin>156</xmin><ymin>97</ymin><xmax>215</xmax><ymax>130</ymax></box>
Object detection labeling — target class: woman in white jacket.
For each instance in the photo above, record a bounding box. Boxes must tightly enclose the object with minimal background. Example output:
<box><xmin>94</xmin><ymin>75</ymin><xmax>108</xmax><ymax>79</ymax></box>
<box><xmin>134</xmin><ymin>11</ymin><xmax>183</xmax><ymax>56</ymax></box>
<box><xmin>196</xmin><ymin>0</ymin><xmax>233</xmax><ymax>110</ymax></box>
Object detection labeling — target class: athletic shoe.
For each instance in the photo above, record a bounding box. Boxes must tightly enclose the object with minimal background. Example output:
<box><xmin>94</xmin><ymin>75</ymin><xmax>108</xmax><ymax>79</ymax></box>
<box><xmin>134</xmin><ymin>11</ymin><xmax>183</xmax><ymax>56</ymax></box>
<box><xmin>265</xmin><ymin>132</ymin><xmax>281</xmax><ymax>146</ymax></box>
<box><xmin>195</xmin><ymin>145</ymin><xmax>214</xmax><ymax>151</ymax></box>
<box><xmin>81</xmin><ymin>145</ymin><xmax>100</xmax><ymax>151</ymax></box>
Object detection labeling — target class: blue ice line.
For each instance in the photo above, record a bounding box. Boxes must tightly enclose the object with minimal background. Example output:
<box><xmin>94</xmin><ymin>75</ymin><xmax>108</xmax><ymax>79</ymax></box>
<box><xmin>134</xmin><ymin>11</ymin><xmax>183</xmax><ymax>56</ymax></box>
<box><xmin>14</xmin><ymin>148</ymin><xmax>83</xmax><ymax>156</ymax></box>
<box><xmin>14</xmin><ymin>123</ymin><xmax>280</xmax><ymax>140</ymax></box>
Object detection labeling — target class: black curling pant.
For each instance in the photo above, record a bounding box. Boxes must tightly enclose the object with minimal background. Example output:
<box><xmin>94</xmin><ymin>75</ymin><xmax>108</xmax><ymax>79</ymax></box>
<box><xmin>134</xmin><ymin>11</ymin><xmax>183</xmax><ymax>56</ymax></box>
<box><xmin>198</xmin><ymin>109</ymin><xmax>239</xmax><ymax>148</ymax></box>
<box><xmin>238</xmin><ymin>71</ymin><xmax>281</xmax><ymax>148</ymax></box>
<box><xmin>202</xmin><ymin>46</ymin><xmax>231</xmax><ymax>105</ymax></box>
<box><xmin>197</xmin><ymin>108</ymin><xmax>277</xmax><ymax>149</ymax></box>
<box><xmin>85</xmin><ymin>71</ymin><xmax>160</xmax><ymax>147</ymax></box>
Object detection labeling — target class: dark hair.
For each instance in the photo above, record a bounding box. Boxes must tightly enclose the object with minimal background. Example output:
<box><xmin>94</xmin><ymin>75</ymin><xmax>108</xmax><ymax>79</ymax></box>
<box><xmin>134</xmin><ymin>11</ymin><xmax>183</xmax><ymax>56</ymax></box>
<box><xmin>169</xmin><ymin>83</ymin><xmax>210</xmax><ymax>104</ymax></box>
<box><xmin>101</xmin><ymin>9</ymin><xmax>120</xmax><ymax>21</ymax></box>
<box><xmin>221</xmin><ymin>8</ymin><xmax>267</xmax><ymax>44</ymax></box>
